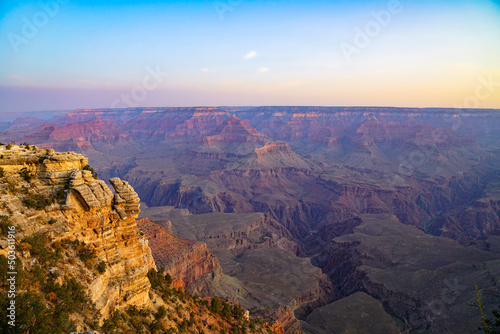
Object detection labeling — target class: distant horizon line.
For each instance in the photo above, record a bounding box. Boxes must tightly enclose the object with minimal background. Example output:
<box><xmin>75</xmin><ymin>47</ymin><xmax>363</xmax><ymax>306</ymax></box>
<box><xmin>2</xmin><ymin>105</ymin><xmax>500</xmax><ymax>115</ymax></box>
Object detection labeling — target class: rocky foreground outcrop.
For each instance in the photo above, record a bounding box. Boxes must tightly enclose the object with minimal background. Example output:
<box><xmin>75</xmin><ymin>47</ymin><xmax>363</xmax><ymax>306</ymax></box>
<box><xmin>0</xmin><ymin>144</ymin><xmax>156</xmax><ymax>321</ymax></box>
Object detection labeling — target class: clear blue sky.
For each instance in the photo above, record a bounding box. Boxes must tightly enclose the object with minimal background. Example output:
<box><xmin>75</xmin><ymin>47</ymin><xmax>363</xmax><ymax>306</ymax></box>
<box><xmin>0</xmin><ymin>0</ymin><xmax>499</xmax><ymax>112</ymax></box>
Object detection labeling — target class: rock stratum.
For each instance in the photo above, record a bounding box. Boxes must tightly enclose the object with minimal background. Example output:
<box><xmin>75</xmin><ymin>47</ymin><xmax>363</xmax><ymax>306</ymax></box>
<box><xmin>137</xmin><ymin>217</ymin><xmax>222</xmax><ymax>292</ymax></box>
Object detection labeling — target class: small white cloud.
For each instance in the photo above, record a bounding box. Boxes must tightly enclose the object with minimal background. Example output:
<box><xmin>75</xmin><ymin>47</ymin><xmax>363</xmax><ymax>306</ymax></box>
<box><xmin>244</xmin><ymin>51</ymin><xmax>258</xmax><ymax>59</ymax></box>
<box><xmin>201</xmin><ymin>68</ymin><xmax>209</xmax><ymax>72</ymax></box>
<box><xmin>258</xmin><ymin>67</ymin><xmax>270</xmax><ymax>73</ymax></box>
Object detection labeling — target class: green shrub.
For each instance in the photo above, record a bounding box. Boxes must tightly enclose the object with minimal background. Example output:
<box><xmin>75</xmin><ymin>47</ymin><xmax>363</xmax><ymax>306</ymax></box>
<box><xmin>165</xmin><ymin>272</ymin><xmax>173</xmax><ymax>285</ymax></box>
<box><xmin>0</xmin><ymin>216</ymin><xmax>11</xmax><ymax>236</ymax></box>
<box><xmin>20</xmin><ymin>167</ymin><xmax>33</xmax><ymax>181</ymax></box>
<box><xmin>96</xmin><ymin>260</ymin><xmax>106</xmax><ymax>274</ymax></box>
<box><xmin>476</xmin><ymin>284</ymin><xmax>500</xmax><ymax>333</ymax></box>
<box><xmin>23</xmin><ymin>234</ymin><xmax>55</xmax><ymax>266</ymax></box>
<box><xmin>72</xmin><ymin>240</ymin><xmax>97</xmax><ymax>268</ymax></box>
<box><xmin>232</xmin><ymin>304</ymin><xmax>245</xmax><ymax>320</ymax></box>
<box><xmin>156</xmin><ymin>306</ymin><xmax>167</xmax><ymax>319</ymax></box>
<box><xmin>126</xmin><ymin>305</ymin><xmax>140</xmax><ymax>317</ymax></box>
<box><xmin>150</xmin><ymin>319</ymin><xmax>162</xmax><ymax>334</ymax></box>
<box><xmin>130</xmin><ymin>316</ymin><xmax>144</xmax><ymax>333</ymax></box>
<box><xmin>83</xmin><ymin>164</ymin><xmax>98</xmax><ymax>179</ymax></box>
<box><xmin>56</xmin><ymin>188</ymin><xmax>66</xmax><ymax>203</ymax></box>
<box><xmin>210</xmin><ymin>296</ymin><xmax>222</xmax><ymax>314</ymax></box>
<box><xmin>100</xmin><ymin>319</ymin><xmax>116</xmax><ymax>333</ymax></box>
<box><xmin>23</xmin><ymin>192</ymin><xmax>53</xmax><ymax>210</ymax></box>
<box><xmin>0</xmin><ymin>291</ymin><xmax>78</xmax><ymax>334</ymax></box>
<box><xmin>222</xmin><ymin>302</ymin><xmax>232</xmax><ymax>319</ymax></box>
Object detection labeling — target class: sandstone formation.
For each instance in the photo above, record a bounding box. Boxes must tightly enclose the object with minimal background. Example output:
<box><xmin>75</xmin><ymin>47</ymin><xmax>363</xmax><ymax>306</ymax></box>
<box><xmin>0</xmin><ymin>145</ymin><xmax>87</xmax><ymax>183</ymax></box>
<box><xmin>136</xmin><ymin>217</ymin><xmax>222</xmax><ymax>291</ymax></box>
<box><xmin>0</xmin><ymin>145</ymin><xmax>156</xmax><ymax>320</ymax></box>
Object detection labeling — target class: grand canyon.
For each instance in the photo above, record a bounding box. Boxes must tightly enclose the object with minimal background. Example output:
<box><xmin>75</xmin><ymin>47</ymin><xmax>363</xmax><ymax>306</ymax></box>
<box><xmin>0</xmin><ymin>106</ymin><xmax>499</xmax><ymax>333</ymax></box>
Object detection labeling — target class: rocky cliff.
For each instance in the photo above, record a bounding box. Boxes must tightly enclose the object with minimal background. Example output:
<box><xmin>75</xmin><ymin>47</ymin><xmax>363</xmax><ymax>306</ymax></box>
<box><xmin>0</xmin><ymin>144</ymin><xmax>156</xmax><ymax>324</ymax></box>
<box><xmin>137</xmin><ymin>217</ymin><xmax>222</xmax><ymax>291</ymax></box>
<box><xmin>21</xmin><ymin>118</ymin><xmax>132</xmax><ymax>153</ymax></box>
<box><xmin>429</xmin><ymin>181</ymin><xmax>500</xmax><ymax>239</ymax></box>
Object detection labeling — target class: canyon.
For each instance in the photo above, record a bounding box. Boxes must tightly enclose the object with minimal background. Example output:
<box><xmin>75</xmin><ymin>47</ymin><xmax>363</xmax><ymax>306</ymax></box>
<box><xmin>1</xmin><ymin>106</ymin><xmax>499</xmax><ymax>333</ymax></box>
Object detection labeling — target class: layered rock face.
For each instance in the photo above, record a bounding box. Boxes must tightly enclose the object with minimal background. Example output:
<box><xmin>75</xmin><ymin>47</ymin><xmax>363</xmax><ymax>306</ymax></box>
<box><xmin>0</xmin><ymin>147</ymin><xmax>88</xmax><ymax>184</ymax></box>
<box><xmin>429</xmin><ymin>181</ymin><xmax>500</xmax><ymax>239</ymax></box>
<box><xmin>90</xmin><ymin>110</ymin><xmax>494</xmax><ymax>242</ymax></box>
<box><xmin>0</xmin><ymin>145</ymin><xmax>156</xmax><ymax>319</ymax></box>
<box><xmin>62</xmin><ymin>108</ymin><xmax>143</xmax><ymax>124</ymax></box>
<box><xmin>21</xmin><ymin>118</ymin><xmax>132</xmax><ymax>152</ymax></box>
<box><xmin>137</xmin><ymin>217</ymin><xmax>222</xmax><ymax>291</ymax></box>
<box><xmin>121</xmin><ymin>107</ymin><xmax>231</xmax><ymax>142</ymax></box>
<box><xmin>63</xmin><ymin>173</ymin><xmax>156</xmax><ymax>317</ymax></box>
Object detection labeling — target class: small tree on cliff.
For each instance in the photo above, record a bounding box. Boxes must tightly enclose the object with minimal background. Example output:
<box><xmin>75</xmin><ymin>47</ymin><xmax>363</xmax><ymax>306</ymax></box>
<box><xmin>210</xmin><ymin>296</ymin><xmax>221</xmax><ymax>314</ymax></box>
<box><xmin>476</xmin><ymin>284</ymin><xmax>500</xmax><ymax>333</ymax></box>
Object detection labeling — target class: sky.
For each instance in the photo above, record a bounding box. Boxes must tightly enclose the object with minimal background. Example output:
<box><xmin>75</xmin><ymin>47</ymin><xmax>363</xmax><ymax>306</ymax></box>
<box><xmin>0</xmin><ymin>0</ymin><xmax>499</xmax><ymax>113</ymax></box>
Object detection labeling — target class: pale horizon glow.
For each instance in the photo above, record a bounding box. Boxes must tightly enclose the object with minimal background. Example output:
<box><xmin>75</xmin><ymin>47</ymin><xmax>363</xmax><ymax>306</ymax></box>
<box><xmin>0</xmin><ymin>0</ymin><xmax>499</xmax><ymax>113</ymax></box>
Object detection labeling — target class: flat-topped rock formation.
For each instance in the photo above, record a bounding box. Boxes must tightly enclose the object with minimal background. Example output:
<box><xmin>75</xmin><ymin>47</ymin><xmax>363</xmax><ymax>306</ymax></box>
<box><xmin>0</xmin><ymin>144</ymin><xmax>87</xmax><ymax>184</ymax></box>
